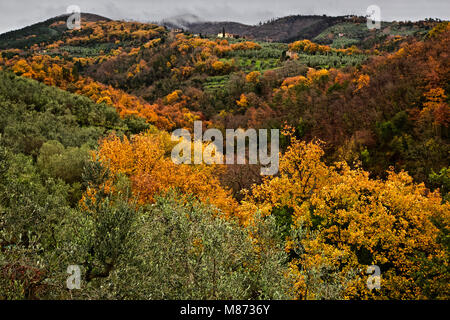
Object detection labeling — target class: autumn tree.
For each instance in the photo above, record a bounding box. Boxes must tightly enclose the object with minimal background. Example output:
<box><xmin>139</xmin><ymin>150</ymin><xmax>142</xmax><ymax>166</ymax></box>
<box><xmin>91</xmin><ymin>130</ymin><xmax>237</xmax><ymax>216</ymax></box>
<box><xmin>240</xmin><ymin>133</ymin><xmax>449</xmax><ymax>299</ymax></box>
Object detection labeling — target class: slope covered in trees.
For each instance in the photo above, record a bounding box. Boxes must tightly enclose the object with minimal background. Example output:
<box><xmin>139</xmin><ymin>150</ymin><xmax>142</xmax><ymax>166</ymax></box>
<box><xmin>177</xmin><ymin>15</ymin><xmax>436</xmax><ymax>44</ymax></box>
<box><xmin>0</xmin><ymin>15</ymin><xmax>448</xmax><ymax>300</ymax></box>
<box><xmin>0</xmin><ymin>13</ymin><xmax>110</xmax><ymax>50</ymax></box>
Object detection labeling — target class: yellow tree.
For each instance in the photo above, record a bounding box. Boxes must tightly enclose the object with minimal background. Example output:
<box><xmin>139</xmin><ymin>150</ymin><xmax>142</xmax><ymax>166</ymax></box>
<box><xmin>93</xmin><ymin>130</ymin><xmax>237</xmax><ymax>216</ymax></box>
<box><xmin>240</xmin><ymin>132</ymin><xmax>449</xmax><ymax>299</ymax></box>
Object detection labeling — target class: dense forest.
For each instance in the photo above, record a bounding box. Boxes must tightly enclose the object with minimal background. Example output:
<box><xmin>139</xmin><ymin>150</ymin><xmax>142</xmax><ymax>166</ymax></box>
<box><xmin>0</xmin><ymin>14</ymin><xmax>448</xmax><ymax>300</ymax></box>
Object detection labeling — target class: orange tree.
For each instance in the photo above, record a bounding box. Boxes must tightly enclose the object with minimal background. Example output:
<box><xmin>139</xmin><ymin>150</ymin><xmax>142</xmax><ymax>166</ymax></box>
<box><xmin>89</xmin><ymin>129</ymin><xmax>237</xmax><ymax>216</ymax></box>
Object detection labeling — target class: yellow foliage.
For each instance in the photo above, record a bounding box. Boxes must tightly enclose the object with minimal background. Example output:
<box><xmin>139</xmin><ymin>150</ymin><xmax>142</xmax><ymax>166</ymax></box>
<box><xmin>246</xmin><ymin>71</ymin><xmax>261</xmax><ymax>83</ymax></box>
<box><xmin>428</xmin><ymin>21</ymin><xmax>450</xmax><ymax>38</ymax></box>
<box><xmin>236</xmin><ymin>94</ymin><xmax>249</xmax><ymax>108</ymax></box>
<box><xmin>212</xmin><ymin>60</ymin><xmax>225</xmax><ymax>71</ymax></box>
<box><xmin>166</xmin><ymin>90</ymin><xmax>181</xmax><ymax>104</ymax></box>
<box><xmin>94</xmin><ymin>131</ymin><xmax>237</xmax><ymax>216</ymax></box>
<box><xmin>11</xmin><ymin>59</ymin><xmax>32</xmax><ymax>75</ymax></box>
<box><xmin>281</xmin><ymin>75</ymin><xmax>310</xmax><ymax>90</ymax></box>
<box><xmin>240</xmin><ymin>132</ymin><xmax>450</xmax><ymax>299</ymax></box>
<box><xmin>355</xmin><ymin>74</ymin><xmax>370</xmax><ymax>91</ymax></box>
<box><xmin>96</xmin><ymin>96</ymin><xmax>113</xmax><ymax>105</ymax></box>
<box><xmin>307</xmin><ymin>68</ymin><xmax>329</xmax><ymax>82</ymax></box>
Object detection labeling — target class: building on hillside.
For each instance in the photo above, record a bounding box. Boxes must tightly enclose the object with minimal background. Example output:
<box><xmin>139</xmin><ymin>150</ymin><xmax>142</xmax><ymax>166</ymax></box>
<box><xmin>217</xmin><ymin>32</ymin><xmax>239</xmax><ymax>39</ymax></box>
<box><xmin>285</xmin><ymin>50</ymin><xmax>296</xmax><ymax>59</ymax></box>
<box><xmin>217</xmin><ymin>27</ymin><xmax>240</xmax><ymax>39</ymax></box>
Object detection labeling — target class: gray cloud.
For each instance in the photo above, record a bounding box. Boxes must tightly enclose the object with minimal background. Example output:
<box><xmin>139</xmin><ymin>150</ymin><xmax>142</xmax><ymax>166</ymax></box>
<box><xmin>1</xmin><ymin>0</ymin><xmax>449</xmax><ymax>34</ymax></box>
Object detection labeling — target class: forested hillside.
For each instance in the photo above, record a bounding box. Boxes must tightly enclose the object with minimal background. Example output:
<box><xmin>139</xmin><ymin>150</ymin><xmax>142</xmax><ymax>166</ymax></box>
<box><xmin>0</xmin><ymin>14</ymin><xmax>449</xmax><ymax>300</ymax></box>
<box><xmin>179</xmin><ymin>14</ymin><xmax>437</xmax><ymax>45</ymax></box>
<box><xmin>0</xmin><ymin>13</ymin><xmax>110</xmax><ymax>50</ymax></box>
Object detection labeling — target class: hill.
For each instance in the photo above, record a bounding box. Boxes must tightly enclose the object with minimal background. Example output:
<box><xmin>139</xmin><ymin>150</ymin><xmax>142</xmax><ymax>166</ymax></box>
<box><xmin>0</xmin><ymin>11</ymin><xmax>449</xmax><ymax>300</ymax></box>
<box><xmin>170</xmin><ymin>14</ymin><xmax>436</xmax><ymax>45</ymax></box>
<box><xmin>176</xmin><ymin>14</ymin><xmax>344</xmax><ymax>42</ymax></box>
<box><xmin>1</xmin><ymin>13</ymin><xmax>437</xmax><ymax>50</ymax></box>
<box><xmin>0</xmin><ymin>13</ymin><xmax>110</xmax><ymax>50</ymax></box>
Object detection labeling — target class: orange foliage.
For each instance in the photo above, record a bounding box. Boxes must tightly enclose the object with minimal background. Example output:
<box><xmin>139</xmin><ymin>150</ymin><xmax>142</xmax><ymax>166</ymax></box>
<box><xmin>95</xmin><ymin>131</ymin><xmax>237</xmax><ymax>215</ymax></box>
<box><xmin>280</xmin><ymin>75</ymin><xmax>310</xmax><ymax>90</ymax></box>
<box><xmin>230</xmin><ymin>41</ymin><xmax>261</xmax><ymax>51</ymax></box>
<box><xmin>236</xmin><ymin>93</ymin><xmax>249</xmax><ymax>108</ymax></box>
<box><xmin>355</xmin><ymin>74</ymin><xmax>370</xmax><ymax>91</ymax></box>
<box><xmin>421</xmin><ymin>88</ymin><xmax>450</xmax><ymax>127</ymax></box>
<box><xmin>289</xmin><ymin>39</ymin><xmax>361</xmax><ymax>55</ymax></box>
<box><xmin>246</xmin><ymin>71</ymin><xmax>261</xmax><ymax>83</ymax></box>
<box><xmin>240</xmin><ymin>133</ymin><xmax>450</xmax><ymax>299</ymax></box>
<box><xmin>4</xmin><ymin>55</ymin><xmax>184</xmax><ymax>129</ymax></box>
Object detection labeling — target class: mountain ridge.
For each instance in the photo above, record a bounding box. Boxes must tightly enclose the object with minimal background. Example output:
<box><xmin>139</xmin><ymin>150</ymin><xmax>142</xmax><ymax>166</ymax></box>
<box><xmin>0</xmin><ymin>12</ymin><xmax>440</xmax><ymax>50</ymax></box>
<box><xmin>0</xmin><ymin>13</ymin><xmax>110</xmax><ymax>49</ymax></box>
<box><xmin>163</xmin><ymin>14</ymin><xmax>350</xmax><ymax>42</ymax></box>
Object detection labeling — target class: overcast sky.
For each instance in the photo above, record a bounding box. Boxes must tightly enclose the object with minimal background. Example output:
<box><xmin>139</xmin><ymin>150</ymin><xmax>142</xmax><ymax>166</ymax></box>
<box><xmin>1</xmin><ymin>0</ymin><xmax>449</xmax><ymax>34</ymax></box>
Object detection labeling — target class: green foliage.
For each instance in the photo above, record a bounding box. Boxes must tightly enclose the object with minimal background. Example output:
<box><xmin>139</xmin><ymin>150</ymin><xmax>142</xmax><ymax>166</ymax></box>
<box><xmin>289</xmin><ymin>226</ymin><xmax>356</xmax><ymax>300</ymax></box>
<box><xmin>296</xmin><ymin>52</ymin><xmax>368</xmax><ymax>68</ymax></box>
<box><xmin>429</xmin><ymin>167</ymin><xmax>450</xmax><ymax>202</ymax></box>
<box><xmin>0</xmin><ymin>147</ymin><xmax>70</xmax><ymax>248</ymax></box>
<box><xmin>271</xmin><ymin>206</ymin><xmax>294</xmax><ymax>240</ymax></box>
<box><xmin>1</xmin><ymin>151</ymin><xmax>293</xmax><ymax>299</ymax></box>
<box><xmin>0</xmin><ymin>145</ymin><xmax>72</xmax><ymax>299</ymax></box>
<box><xmin>0</xmin><ymin>70</ymin><xmax>131</xmax><ymax>156</ymax></box>
<box><xmin>203</xmin><ymin>75</ymin><xmax>230</xmax><ymax>92</ymax></box>
<box><xmin>37</xmin><ymin>140</ymin><xmax>90</xmax><ymax>184</ymax></box>
<box><xmin>0</xmin><ymin>14</ymin><xmax>448</xmax><ymax>301</ymax></box>
<box><xmin>59</xmin><ymin>43</ymin><xmax>119</xmax><ymax>58</ymax></box>
<box><xmin>314</xmin><ymin>21</ymin><xmax>433</xmax><ymax>49</ymax></box>
<box><xmin>0</xmin><ymin>14</ymin><xmax>111</xmax><ymax>50</ymax></box>
<box><xmin>87</xmin><ymin>193</ymin><xmax>293</xmax><ymax>299</ymax></box>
